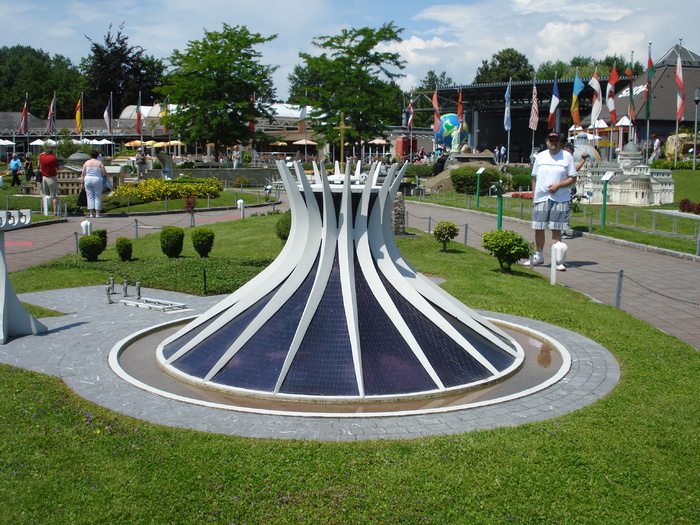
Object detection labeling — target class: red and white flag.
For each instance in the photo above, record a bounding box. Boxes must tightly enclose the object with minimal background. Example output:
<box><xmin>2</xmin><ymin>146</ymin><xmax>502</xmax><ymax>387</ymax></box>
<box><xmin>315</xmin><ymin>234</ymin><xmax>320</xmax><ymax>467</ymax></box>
<box><xmin>588</xmin><ymin>69</ymin><xmax>603</xmax><ymax>127</ymax></box>
<box><xmin>18</xmin><ymin>96</ymin><xmax>28</xmax><ymax>134</ymax></box>
<box><xmin>528</xmin><ymin>82</ymin><xmax>538</xmax><ymax>131</ymax></box>
<box><xmin>46</xmin><ymin>94</ymin><xmax>56</xmax><ymax>134</ymax></box>
<box><xmin>406</xmin><ymin>95</ymin><xmax>414</xmax><ymax>131</ymax></box>
<box><xmin>135</xmin><ymin>93</ymin><xmax>142</xmax><ymax>135</ymax></box>
<box><xmin>606</xmin><ymin>67</ymin><xmax>619</xmax><ymax>126</ymax></box>
<box><xmin>456</xmin><ymin>89</ymin><xmax>463</xmax><ymax>132</ymax></box>
<box><xmin>675</xmin><ymin>49</ymin><xmax>685</xmax><ymax>122</ymax></box>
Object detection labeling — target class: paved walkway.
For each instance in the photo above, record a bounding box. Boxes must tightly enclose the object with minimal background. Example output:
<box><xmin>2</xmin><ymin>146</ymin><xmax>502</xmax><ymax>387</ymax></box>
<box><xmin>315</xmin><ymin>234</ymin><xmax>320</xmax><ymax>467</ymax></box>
<box><xmin>405</xmin><ymin>201</ymin><xmax>700</xmax><ymax>351</ymax></box>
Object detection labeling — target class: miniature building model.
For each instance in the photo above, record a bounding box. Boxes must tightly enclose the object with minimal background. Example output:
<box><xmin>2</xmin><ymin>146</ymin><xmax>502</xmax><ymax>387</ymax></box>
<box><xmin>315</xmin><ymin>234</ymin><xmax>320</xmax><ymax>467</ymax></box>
<box><xmin>157</xmin><ymin>161</ymin><xmax>524</xmax><ymax>401</ymax></box>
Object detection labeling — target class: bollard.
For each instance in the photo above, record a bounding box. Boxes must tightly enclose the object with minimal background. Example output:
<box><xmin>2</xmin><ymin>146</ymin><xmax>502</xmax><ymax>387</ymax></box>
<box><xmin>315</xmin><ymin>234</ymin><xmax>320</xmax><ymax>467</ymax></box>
<box><xmin>207</xmin><ymin>194</ymin><xmax>211</xmax><ymax>209</ymax></box>
<box><xmin>81</xmin><ymin>219</ymin><xmax>92</xmax><ymax>236</ymax></box>
<box><xmin>550</xmin><ymin>242</ymin><xmax>567</xmax><ymax>285</ymax></box>
<box><xmin>272</xmin><ymin>203</ymin><xmax>276</xmax><ymax>212</ymax></box>
<box><xmin>106</xmin><ymin>284</ymin><xmax>113</xmax><ymax>304</ymax></box>
<box><xmin>463</xmin><ymin>224</ymin><xmax>468</xmax><ymax>246</ymax></box>
<box><xmin>589</xmin><ymin>213</ymin><xmax>593</xmax><ymax>233</ymax></box>
<box><xmin>427</xmin><ymin>216</ymin><xmax>432</xmax><ymax>233</ymax></box>
<box><xmin>519</xmin><ymin>202</ymin><xmax>524</xmax><ymax>220</ymax></box>
<box><xmin>696</xmin><ymin>231</ymin><xmax>700</xmax><ymax>257</ymax></box>
<box><xmin>189</xmin><ymin>212</ymin><xmax>195</xmax><ymax>228</ymax></box>
<box><xmin>134</xmin><ymin>219</ymin><xmax>139</xmax><ymax>238</ymax></box>
<box><xmin>165</xmin><ymin>196</ymin><xmax>168</xmax><ymax>212</ymax></box>
<box><xmin>238</xmin><ymin>199</ymin><xmax>245</xmax><ymax>219</ymax></box>
<box><xmin>122</xmin><ymin>277</ymin><xmax>128</xmax><ymax>297</ymax></box>
<box><xmin>42</xmin><ymin>195</ymin><xmax>51</xmax><ymax>216</ymax></box>
<box><xmin>109</xmin><ymin>275</ymin><xmax>115</xmax><ymax>294</ymax></box>
<box><xmin>203</xmin><ymin>268</ymin><xmax>207</xmax><ymax>295</ymax></box>
<box><xmin>74</xmin><ymin>232</ymin><xmax>79</xmax><ymax>254</ymax></box>
<box><xmin>615</xmin><ymin>269</ymin><xmax>624</xmax><ymax>308</ymax></box>
<box><xmin>135</xmin><ymin>280</ymin><xmax>141</xmax><ymax>300</ymax></box>
<box><xmin>5</xmin><ymin>195</ymin><xmax>9</xmax><ymax>210</ymax></box>
<box><xmin>405</xmin><ymin>211</ymin><xmax>409</xmax><ymax>228</ymax></box>
<box><xmin>257</xmin><ymin>191</ymin><xmax>261</xmax><ymax>204</ymax></box>
<box><xmin>652</xmin><ymin>215</ymin><xmax>656</xmax><ymax>233</ymax></box>
<box><xmin>127</xmin><ymin>197</ymin><xmax>131</xmax><ymax>214</ymax></box>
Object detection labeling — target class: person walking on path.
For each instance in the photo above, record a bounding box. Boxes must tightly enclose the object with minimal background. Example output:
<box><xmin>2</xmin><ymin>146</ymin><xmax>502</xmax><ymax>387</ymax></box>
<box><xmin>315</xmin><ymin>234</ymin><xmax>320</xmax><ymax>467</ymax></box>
<box><xmin>81</xmin><ymin>150</ymin><xmax>108</xmax><ymax>218</ymax></box>
<box><xmin>9</xmin><ymin>153</ymin><xmax>22</xmax><ymax>186</ymax></box>
<box><xmin>38</xmin><ymin>149</ymin><xmax>60</xmax><ymax>216</ymax></box>
<box><xmin>524</xmin><ymin>131</ymin><xmax>577</xmax><ymax>270</ymax></box>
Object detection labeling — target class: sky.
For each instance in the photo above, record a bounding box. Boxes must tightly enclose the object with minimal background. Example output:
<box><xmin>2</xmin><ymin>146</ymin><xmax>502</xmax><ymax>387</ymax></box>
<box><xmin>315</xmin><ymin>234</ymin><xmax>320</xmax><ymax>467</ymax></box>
<box><xmin>1</xmin><ymin>0</ymin><xmax>696</xmax><ymax>101</ymax></box>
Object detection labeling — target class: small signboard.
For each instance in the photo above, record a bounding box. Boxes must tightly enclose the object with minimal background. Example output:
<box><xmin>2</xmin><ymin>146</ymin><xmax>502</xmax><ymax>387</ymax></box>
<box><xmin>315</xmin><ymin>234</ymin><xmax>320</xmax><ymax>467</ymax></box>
<box><xmin>601</xmin><ymin>171</ymin><xmax>615</xmax><ymax>181</ymax></box>
<box><xmin>476</xmin><ymin>167</ymin><xmax>485</xmax><ymax>175</ymax></box>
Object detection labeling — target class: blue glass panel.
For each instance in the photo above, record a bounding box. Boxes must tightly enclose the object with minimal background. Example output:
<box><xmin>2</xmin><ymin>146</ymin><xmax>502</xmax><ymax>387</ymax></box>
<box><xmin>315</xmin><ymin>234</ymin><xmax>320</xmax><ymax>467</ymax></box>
<box><xmin>162</xmin><ymin>309</ymin><xmax>224</xmax><ymax>360</ymax></box>
<box><xmin>172</xmin><ymin>287</ymin><xmax>278</xmax><ymax>378</ymax></box>
<box><xmin>211</xmin><ymin>257</ymin><xmax>319</xmax><ymax>391</ymax></box>
<box><xmin>378</xmin><ymin>271</ymin><xmax>502</xmax><ymax>386</ymax></box>
<box><xmin>430</xmin><ymin>303</ymin><xmax>517</xmax><ymax>372</ymax></box>
<box><xmin>280</xmin><ymin>249</ymin><xmax>359</xmax><ymax>396</ymax></box>
<box><xmin>355</xmin><ymin>258</ymin><xmax>437</xmax><ymax>395</ymax></box>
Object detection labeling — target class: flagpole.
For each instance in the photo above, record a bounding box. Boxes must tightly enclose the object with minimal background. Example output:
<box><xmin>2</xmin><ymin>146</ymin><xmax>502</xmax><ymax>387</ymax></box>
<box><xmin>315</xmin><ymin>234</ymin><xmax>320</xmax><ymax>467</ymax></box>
<box><xmin>24</xmin><ymin>92</ymin><xmax>29</xmax><ymax>154</ymax></box>
<box><xmin>645</xmin><ymin>42</ymin><xmax>652</xmax><ymax>163</ymax></box>
<box><xmin>110</xmin><ymin>91</ymin><xmax>114</xmax><ymax>158</ymax></box>
<box><xmin>674</xmin><ymin>39</ymin><xmax>683</xmax><ymax>166</ymax></box>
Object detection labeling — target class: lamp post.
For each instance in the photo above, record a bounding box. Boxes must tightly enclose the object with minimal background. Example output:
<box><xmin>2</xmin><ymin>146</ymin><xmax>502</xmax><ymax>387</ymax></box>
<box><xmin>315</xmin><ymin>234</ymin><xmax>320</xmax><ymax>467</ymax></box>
<box><xmin>693</xmin><ymin>88</ymin><xmax>700</xmax><ymax>171</ymax></box>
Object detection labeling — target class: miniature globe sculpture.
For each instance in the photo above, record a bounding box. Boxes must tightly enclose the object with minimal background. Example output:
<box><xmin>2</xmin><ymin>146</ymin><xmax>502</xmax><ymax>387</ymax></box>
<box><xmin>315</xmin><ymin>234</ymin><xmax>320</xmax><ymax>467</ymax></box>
<box><xmin>157</xmin><ymin>161</ymin><xmax>524</xmax><ymax>401</ymax></box>
<box><xmin>435</xmin><ymin>113</ymin><xmax>466</xmax><ymax>146</ymax></box>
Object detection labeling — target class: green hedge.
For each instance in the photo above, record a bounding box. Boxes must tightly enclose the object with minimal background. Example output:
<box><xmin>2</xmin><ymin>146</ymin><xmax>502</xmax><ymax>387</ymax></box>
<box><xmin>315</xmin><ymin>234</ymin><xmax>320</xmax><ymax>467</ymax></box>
<box><xmin>450</xmin><ymin>166</ymin><xmax>502</xmax><ymax>194</ymax></box>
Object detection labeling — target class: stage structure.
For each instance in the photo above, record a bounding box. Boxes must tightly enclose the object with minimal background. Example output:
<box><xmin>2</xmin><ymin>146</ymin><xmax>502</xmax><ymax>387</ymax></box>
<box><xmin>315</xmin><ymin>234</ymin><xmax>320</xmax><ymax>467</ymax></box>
<box><xmin>157</xmin><ymin>161</ymin><xmax>524</xmax><ymax>401</ymax></box>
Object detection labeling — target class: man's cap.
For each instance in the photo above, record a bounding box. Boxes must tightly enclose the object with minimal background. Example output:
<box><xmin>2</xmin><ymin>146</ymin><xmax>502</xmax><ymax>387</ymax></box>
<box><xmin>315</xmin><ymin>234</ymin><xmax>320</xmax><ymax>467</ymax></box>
<box><xmin>547</xmin><ymin>131</ymin><xmax>560</xmax><ymax>139</ymax></box>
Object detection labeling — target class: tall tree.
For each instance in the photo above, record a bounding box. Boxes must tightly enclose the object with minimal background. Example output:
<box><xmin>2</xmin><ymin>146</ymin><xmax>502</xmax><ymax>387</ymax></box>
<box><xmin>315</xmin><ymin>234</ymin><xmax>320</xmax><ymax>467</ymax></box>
<box><xmin>418</xmin><ymin>70</ymin><xmax>454</xmax><ymax>89</ymax></box>
<box><xmin>295</xmin><ymin>22</ymin><xmax>405</xmax><ymax>147</ymax></box>
<box><xmin>157</xmin><ymin>24</ymin><xmax>277</xmax><ymax>153</ymax></box>
<box><xmin>537</xmin><ymin>55</ymin><xmax>644</xmax><ymax>80</ymax></box>
<box><xmin>473</xmin><ymin>48</ymin><xmax>534</xmax><ymax>83</ymax></box>
<box><xmin>0</xmin><ymin>45</ymin><xmax>83</xmax><ymax>118</ymax></box>
<box><xmin>80</xmin><ymin>24</ymin><xmax>165</xmax><ymax>118</ymax></box>
<box><xmin>287</xmin><ymin>63</ymin><xmax>326</xmax><ymax>105</ymax></box>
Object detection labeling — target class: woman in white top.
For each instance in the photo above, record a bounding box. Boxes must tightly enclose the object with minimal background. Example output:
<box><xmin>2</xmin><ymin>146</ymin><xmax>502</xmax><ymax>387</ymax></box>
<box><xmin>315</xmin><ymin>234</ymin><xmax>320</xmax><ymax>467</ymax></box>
<box><xmin>81</xmin><ymin>150</ymin><xmax>108</xmax><ymax>217</ymax></box>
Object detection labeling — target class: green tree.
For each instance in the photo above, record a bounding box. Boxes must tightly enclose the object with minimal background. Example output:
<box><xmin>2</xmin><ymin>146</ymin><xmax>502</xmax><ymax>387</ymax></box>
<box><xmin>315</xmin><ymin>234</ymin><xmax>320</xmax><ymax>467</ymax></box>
<box><xmin>81</xmin><ymin>24</ymin><xmax>165</xmax><ymax>118</ymax></box>
<box><xmin>287</xmin><ymin>63</ymin><xmax>326</xmax><ymax>104</ymax></box>
<box><xmin>0</xmin><ymin>45</ymin><xmax>83</xmax><ymax>118</ymax></box>
<box><xmin>418</xmin><ymin>70</ymin><xmax>454</xmax><ymax>89</ymax></box>
<box><xmin>473</xmin><ymin>48</ymin><xmax>534</xmax><ymax>83</ymax></box>
<box><xmin>409</xmin><ymin>70</ymin><xmax>455</xmax><ymax>128</ymax></box>
<box><xmin>157</xmin><ymin>24</ymin><xmax>278</xmax><ymax>155</ymax></box>
<box><xmin>482</xmin><ymin>229</ymin><xmax>532</xmax><ymax>273</ymax></box>
<box><xmin>536</xmin><ymin>55</ymin><xmax>644</xmax><ymax>80</ymax></box>
<box><xmin>295</xmin><ymin>22</ymin><xmax>405</xmax><ymax>147</ymax></box>
<box><xmin>433</xmin><ymin>221</ymin><xmax>460</xmax><ymax>252</ymax></box>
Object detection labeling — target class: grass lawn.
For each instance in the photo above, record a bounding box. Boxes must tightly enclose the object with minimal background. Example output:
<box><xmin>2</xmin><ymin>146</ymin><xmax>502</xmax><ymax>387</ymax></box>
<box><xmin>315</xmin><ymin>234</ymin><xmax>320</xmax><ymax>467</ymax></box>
<box><xmin>3</xmin><ymin>215</ymin><xmax>700</xmax><ymax>523</ymax></box>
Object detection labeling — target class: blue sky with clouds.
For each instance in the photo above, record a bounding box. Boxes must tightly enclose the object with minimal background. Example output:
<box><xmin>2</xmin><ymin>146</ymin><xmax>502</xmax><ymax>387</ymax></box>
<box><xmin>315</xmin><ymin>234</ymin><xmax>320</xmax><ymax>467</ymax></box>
<box><xmin>1</xmin><ymin>0</ymin><xmax>695</xmax><ymax>99</ymax></box>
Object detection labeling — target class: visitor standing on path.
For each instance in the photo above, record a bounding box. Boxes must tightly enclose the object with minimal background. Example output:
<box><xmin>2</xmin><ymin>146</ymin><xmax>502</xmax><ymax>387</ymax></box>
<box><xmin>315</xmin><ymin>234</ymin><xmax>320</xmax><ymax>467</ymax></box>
<box><xmin>38</xmin><ymin>149</ymin><xmax>60</xmax><ymax>216</ymax></box>
<box><xmin>524</xmin><ymin>132</ymin><xmax>577</xmax><ymax>270</ymax></box>
<box><xmin>9</xmin><ymin>153</ymin><xmax>22</xmax><ymax>186</ymax></box>
<box><xmin>81</xmin><ymin>150</ymin><xmax>108</xmax><ymax>218</ymax></box>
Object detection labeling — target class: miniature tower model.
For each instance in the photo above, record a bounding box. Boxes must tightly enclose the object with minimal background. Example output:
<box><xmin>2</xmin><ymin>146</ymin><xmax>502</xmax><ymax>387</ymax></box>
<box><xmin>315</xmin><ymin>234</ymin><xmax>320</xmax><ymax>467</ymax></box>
<box><xmin>157</xmin><ymin>162</ymin><xmax>524</xmax><ymax>401</ymax></box>
<box><xmin>0</xmin><ymin>210</ymin><xmax>47</xmax><ymax>344</ymax></box>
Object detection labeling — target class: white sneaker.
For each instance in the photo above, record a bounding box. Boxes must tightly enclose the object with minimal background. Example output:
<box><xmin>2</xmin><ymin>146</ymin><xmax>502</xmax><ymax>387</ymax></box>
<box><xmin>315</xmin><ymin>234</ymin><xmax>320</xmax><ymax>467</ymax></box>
<box><xmin>523</xmin><ymin>252</ymin><xmax>544</xmax><ymax>266</ymax></box>
<box><xmin>556</xmin><ymin>264</ymin><xmax>566</xmax><ymax>271</ymax></box>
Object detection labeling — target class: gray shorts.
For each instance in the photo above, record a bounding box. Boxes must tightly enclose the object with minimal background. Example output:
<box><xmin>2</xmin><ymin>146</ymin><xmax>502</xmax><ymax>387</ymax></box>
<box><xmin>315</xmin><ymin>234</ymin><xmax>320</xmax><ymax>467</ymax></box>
<box><xmin>532</xmin><ymin>200</ymin><xmax>571</xmax><ymax>231</ymax></box>
<box><xmin>41</xmin><ymin>176</ymin><xmax>58</xmax><ymax>199</ymax></box>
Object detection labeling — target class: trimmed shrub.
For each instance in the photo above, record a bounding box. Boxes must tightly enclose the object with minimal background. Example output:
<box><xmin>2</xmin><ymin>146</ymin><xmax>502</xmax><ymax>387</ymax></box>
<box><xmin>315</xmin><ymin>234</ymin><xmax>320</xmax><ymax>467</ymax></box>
<box><xmin>509</xmin><ymin>172</ymin><xmax>532</xmax><ymax>191</ymax></box>
<box><xmin>276</xmin><ymin>210</ymin><xmax>292</xmax><ymax>241</ymax></box>
<box><xmin>115</xmin><ymin>237</ymin><xmax>133</xmax><ymax>262</ymax></box>
<box><xmin>482</xmin><ymin>229</ymin><xmax>532</xmax><ymax>273</ymax></box>
<box><xmin>160</xmin><ymin>226</ymin><xmax>185</xmax><ymax>258</ymax></box>
<box><xmin>78</xmin><ymin>234</ymin><xmax>104</xmax><ymax>262</ymax></box>
<box><xmin>450</xmin><ymin>166</ymin><xmax>501</xmax><ymax>194</ymax></box>
<box><xmin>191</xmin><ymin>227</ymin><xmax>215</xmax><ymax>258</ymax></box>
<box><xmin>93</xmin><ymin>229</ymin><xmax>108</xmax><ymax>252</ymax></box>
<box><xmin>433</xmin><ymin>221</ymin><xmax>460</xmax><ymax>252</ymax></box>
<box><xmin>233</xmin><ymin>176</ymin><xmax>250</xmax><ymax>188</ymax></box>
<box><xmin>405</xmin><ymin>164</ymin><xmax>434</xmax><ymax>178</ymax></box>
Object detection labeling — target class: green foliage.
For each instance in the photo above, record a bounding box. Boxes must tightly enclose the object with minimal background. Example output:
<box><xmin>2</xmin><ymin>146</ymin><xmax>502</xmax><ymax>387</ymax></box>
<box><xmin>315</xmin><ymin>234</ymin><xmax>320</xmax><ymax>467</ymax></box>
<box><xmin>77</xmin><ymin>234</ymin><xmax>105</xmax><ymax>262</ymax></box>
<box><xmin>508</xmin><ymin>172</ymin><xmax>532</xmax><ymax>191</ymax></box>
<box><xmin>114</xmin><ymin>237</ymin><xmax>133</xmax><ymax>262</ymax></box>
<box><xmin>233</xmin><ymin>175</ymin><xmax>250</xmax><ymax>187</ymax></box>
<box><xmin>80</xmin><ymin>23</ymin><xmax>164</xmax><ymax>119</ymax></box>
<box><xmin>481</xmin><ymin>229</ymin><xmax>533</xmax><ymax>273</ymax></box>
<box><xmin>450</xmin><ymin>166</ymin><xmax>501</xmax><ymax>194</ymax></box>
<box><xmin>157</xmin><ymin>24</ymin><xmax>277</xmax><ymax>155</ymax></box>
<box><xmin>93</xmin><ymin>229</ymin><xmax>108</xmax><ymax>252</ymax></box>
<box><xmin>433</xmin><ymin>220</ymin><xmax>459</xmax><ymax>251</ymax></box>
<box><xmin>473</xmin><ymin>48</ymin><xmax>534</xmax><ymax>83</ymax></box>
<box><xmin>536</xmin><ymin>55</ymin><xmax>644</xmax><ymax>80</ymax></box>
<box><xmin>651</xmin><ymin>159</ymin><xmax>694</xmax><ymax>170</ymax></box>
<box><xmin>112</xmin><ymin>177</ymin><xmax>222</xmax><ymax>201</ymax></box>
<box><xmin>191</xmin><ymin>227</ymin><xmax>215</xmax><ymax>258</ymax></box>
<box><xmin>275</xmin><ymin>209</ymin><xmax>292</xmax><ymax>240</ymax></box>
<box><xmin>405</xmin><ymin>164</ymin><xmax>433</xmax><ymax>178</ymax></box>
<box><xmin>160</xmin><ymin>226</ymin><xmax>184</xmax><ymax>258</ymax></box>
<box><xmin>295</xmin><ymin>23</ymin><xmax>405</xmax><ymax>145</ymax></box>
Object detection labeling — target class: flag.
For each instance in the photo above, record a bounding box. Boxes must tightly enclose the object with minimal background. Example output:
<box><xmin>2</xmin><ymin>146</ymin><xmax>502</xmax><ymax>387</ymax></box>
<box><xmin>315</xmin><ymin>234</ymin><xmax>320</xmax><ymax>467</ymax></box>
<box><xmin>249</xmin><ymin>94</ymin><xmax>256</xmax><ymax>133</ymax></box>
<box><xmin>588</xmin><ymin>68</ymin><xmax>603</xmax><ymax>127</ymax></box>
<box><xmin>406</xmin><ymin>95</ymin><xmax>414</xmax><ymax>131</ymax></box>
<box><xmin>75</xmin><ymin>97</ymin><xmax>82</xmax><ymax>134</ymax></box>
<box><xmin>570</xmin><ymin>73</ymin><xmax>584</xmax><ymax>127</ymax></box>
<box><xmin>645</xmin><ymin>43</ymin><xmax>655</xmax><ymax>120</ymax></box>
<box><xmin>548</xmin><ymin>77</ymin><xmax>560</xmax><ymax>129</ymax></box>
<box><xmin>160</xmin><ymin>100</ymin><xmax>168</xmax><ymax>133</ymax></box>
<box><xmin>606</xmin><ymin>66</ymin><xmax>619</xmax><ymax>126</ymax></box>
<box><xmin>432</xmin><ymin>89</ymin><xmax>441</xmax><ymax>133</ymax></box>
<box><xmin>503</xmin><ymin>79</ymin><xmax>512</xmax><ymax>131</ymax></box>
<box><xmin>46</xmin><ymin>94</ymin><xmax>56</xmax><ymax>134</ymax></box>
<box><xmin>135</xmin><ymin>92</ymin><xmax>142</xmax><ymax>135</ymax></box>
<box><xmin>625</xmin><ymin>61</ymin><xmax>636</xmax><ymax>121</ymax></box>
<box><xmin>528</xmin><ymin>81</ymin><xmax>538</xmax><ymax>131</ymax></box>
<box><xmin>103</xmin><ymin>98</ymin><xmax>112</xmax><ymax>132</ymax></box>
<box><xmin>18</xmin><ymin>96</ymin><xmax>28</xmax><ymax>134</ymax></box>
<box><xmin>675</xmin><ymin>47</ymin><xmax>685</xmax><ymax>122</ymax></box>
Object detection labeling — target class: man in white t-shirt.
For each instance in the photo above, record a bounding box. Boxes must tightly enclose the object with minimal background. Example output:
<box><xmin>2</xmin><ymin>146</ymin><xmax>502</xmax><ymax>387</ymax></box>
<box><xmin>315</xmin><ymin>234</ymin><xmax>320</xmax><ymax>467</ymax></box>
<box><xmin>524</xmin><ymin>131</ymin><xmax>577</xmax><ymax>270</ymax></box>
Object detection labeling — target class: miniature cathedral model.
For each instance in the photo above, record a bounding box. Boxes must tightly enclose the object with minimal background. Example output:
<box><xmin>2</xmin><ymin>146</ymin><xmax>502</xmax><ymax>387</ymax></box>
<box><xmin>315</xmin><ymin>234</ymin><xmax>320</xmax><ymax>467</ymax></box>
<box><xmin>157</xmin><ymin>161</ymin><xmax>524</xmax><ymax>400</ymax></box>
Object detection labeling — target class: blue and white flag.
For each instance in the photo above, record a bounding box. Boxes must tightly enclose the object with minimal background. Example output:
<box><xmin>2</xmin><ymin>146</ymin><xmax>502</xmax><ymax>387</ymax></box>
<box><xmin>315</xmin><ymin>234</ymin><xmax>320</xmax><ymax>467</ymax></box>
<box><xmin>503</xmin><ymin>79</ymin><xmax>512</xmax><ymax>131</ymax></box>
